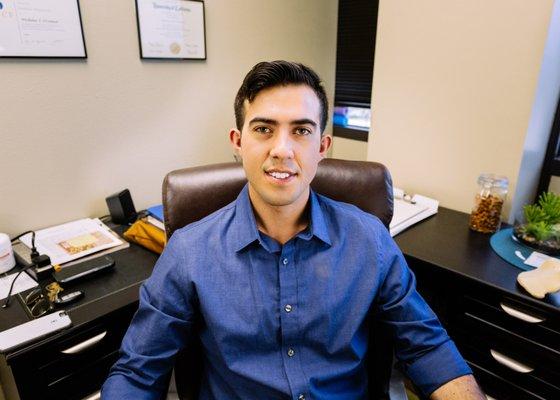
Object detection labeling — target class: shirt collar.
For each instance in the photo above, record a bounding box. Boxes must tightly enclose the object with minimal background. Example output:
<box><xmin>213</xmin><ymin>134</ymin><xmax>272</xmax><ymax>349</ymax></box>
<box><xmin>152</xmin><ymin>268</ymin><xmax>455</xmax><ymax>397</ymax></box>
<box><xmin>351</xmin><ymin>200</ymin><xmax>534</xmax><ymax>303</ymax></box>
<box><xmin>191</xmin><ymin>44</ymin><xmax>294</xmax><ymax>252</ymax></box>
<box><xmin>233</xmin><ymin>184</ymin><xmax>332</xmax><ymax>253</ymax></box>
<box><xmin>233</xmin><ymin>185</ymin><xmax>261</xmax><ymax>253</ymax></box>
<box><xmin>298</xmin><ymin>190</ymin><xmax>331</xmax><ymax>246</ymax></box>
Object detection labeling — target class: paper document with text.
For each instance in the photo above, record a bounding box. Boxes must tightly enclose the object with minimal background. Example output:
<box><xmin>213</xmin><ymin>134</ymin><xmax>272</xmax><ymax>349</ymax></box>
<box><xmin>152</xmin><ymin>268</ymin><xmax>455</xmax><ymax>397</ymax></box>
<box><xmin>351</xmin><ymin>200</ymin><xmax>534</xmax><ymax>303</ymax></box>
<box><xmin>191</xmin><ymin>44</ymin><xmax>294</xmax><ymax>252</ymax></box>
<box><xmin>20</xmin><ymin>219</ymin><xmax>123</xmax><ymax>265</ymax></box>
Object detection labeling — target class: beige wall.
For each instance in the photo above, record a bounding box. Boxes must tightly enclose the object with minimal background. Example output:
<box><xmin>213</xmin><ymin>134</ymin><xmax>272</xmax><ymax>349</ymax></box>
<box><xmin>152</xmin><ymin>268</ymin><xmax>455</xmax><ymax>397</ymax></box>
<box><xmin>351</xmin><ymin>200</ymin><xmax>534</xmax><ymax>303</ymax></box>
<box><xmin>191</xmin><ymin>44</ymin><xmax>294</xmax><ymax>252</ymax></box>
<box><xmin>368</xmin><ymin>0</ymin><xmax>554</xmax><ymax>216</ymax></box>
<box><xmin>0</xmin><ymin>0</ymin><xmax>338</xmax><ymax>236</ymax></box>
<box><xmin>549</xmin><ymin>176</ymin><xmax>560</xmax><ymax>194</ymax></box>
<box><xmin>331</xmin><ymin>137</ymin><xmax>368</xmax><ymax>161</ymax></box>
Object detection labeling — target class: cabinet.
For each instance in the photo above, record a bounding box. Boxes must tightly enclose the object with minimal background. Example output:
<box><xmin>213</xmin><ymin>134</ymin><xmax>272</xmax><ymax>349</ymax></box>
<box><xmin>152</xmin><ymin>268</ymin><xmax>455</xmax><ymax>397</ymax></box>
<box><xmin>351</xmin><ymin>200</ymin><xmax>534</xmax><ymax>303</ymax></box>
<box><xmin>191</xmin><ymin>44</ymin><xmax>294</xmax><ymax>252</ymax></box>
<box><xmin>397</xmin><ymin>208</ymin><xmax>560</xmax><ymax>400</ymax></box>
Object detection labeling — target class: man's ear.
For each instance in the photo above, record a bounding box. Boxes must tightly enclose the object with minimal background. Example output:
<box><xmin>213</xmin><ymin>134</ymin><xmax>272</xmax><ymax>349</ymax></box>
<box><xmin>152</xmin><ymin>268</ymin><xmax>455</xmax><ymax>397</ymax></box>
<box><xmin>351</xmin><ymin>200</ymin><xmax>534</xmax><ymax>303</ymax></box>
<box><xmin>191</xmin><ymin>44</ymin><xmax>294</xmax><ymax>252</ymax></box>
<box><xmin>319</xmin><ymin>134</ymin><xmax>332</xmax><ymax>158</ymax></box>
<box><xmin>229</xmin><ymin>129</ymin><xmax>242</xmax><ymax>158</ymax></box>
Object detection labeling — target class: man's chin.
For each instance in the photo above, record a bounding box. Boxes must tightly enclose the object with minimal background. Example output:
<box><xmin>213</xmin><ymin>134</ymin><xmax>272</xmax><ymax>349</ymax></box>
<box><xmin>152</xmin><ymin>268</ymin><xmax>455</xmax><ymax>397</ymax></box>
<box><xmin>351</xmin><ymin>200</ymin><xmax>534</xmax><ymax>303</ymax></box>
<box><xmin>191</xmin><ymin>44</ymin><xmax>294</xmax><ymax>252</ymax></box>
<box><xmin>261</xmin><ymin>195</ymin><xmax>299</xmax><ymax>208</ymax></box>
<box><xmin>256</xmin><ymin>190</ymin><xmax>306</xmax><ymax>209</ymax></box>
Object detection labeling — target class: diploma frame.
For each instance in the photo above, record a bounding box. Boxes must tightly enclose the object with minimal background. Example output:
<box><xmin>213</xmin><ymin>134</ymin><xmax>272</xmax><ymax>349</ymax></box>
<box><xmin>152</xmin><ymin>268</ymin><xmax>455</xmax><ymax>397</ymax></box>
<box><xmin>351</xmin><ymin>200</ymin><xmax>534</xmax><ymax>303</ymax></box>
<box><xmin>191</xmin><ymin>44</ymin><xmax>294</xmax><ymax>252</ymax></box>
<box><xmin>134</xmin><ymin>0</ymin><xmax>206</xmax><ymax>60</ymax></box>
<box><xmin>0</xmin><ymin>0</ymin><xmax>87</xmax><ymax>59</ymax></box>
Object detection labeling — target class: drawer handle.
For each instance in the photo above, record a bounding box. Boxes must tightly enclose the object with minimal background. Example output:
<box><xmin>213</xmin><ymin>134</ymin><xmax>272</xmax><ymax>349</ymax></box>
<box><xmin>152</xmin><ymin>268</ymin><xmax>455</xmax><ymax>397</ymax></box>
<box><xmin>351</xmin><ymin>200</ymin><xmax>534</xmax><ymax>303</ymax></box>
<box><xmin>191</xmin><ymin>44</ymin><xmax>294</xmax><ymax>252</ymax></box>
<box><xmin>490</xmin><ymin>349</ymin><xmax>534</xmax><ymax>373</ymax></box>
<box><xmin>61</xmin><ymin>331</ymin><xmax>107</xmax><ymax>354</ymax></box>
<box><xmin>499</xmin><ymin>303</ymin><xmax>545</xmax><ymax>324</ymax></box>
<box><xmin>82</xmin><ymin>390</ymin><xmax>101</xmax><ymax>400</ymax></box>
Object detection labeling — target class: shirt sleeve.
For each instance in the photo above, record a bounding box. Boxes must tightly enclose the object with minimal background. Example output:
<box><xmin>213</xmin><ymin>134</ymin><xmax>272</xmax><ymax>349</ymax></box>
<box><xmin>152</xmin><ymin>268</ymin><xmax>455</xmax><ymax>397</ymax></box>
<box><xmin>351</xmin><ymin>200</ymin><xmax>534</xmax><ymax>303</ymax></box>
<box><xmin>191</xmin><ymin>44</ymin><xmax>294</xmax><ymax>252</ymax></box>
<box><xmin>374</xmin><ymin>227</ymin><xmax>472</xmax><ymax>396</ymax></box>
<box><xmin>102</xmin><ymin>234</ymin><xmax>196</xmax><ymax>400</ymax></box>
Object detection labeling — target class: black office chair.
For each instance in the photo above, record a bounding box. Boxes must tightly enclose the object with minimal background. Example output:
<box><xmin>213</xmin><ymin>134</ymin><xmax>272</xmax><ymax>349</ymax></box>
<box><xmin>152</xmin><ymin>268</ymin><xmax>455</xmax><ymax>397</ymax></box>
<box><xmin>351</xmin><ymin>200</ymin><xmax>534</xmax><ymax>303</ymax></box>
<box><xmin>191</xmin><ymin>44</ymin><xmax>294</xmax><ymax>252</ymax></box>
<box><xmin>163</xmin><ymin>158</ymin><xmax>395</xmax><ymax>399</ymax></box>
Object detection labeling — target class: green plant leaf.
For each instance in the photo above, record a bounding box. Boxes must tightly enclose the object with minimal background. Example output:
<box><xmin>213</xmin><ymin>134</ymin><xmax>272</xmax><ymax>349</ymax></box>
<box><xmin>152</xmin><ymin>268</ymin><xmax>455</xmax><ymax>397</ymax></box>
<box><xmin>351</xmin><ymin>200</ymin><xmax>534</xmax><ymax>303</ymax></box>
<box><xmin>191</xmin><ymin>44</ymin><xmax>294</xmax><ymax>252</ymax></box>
<box><xmin>524</xmin><ymin>204</ymin><xmax>546</xmax><ymax>224</ymax></box>
<box><xmin>524</xmin><ymin>221</ymin><xmax>552</xmax><ymax>242</ymax></box>
<box><xmin>538</xmin><ymin>192</ymin><xmax>560</xmax><ymax>224</ymax></box>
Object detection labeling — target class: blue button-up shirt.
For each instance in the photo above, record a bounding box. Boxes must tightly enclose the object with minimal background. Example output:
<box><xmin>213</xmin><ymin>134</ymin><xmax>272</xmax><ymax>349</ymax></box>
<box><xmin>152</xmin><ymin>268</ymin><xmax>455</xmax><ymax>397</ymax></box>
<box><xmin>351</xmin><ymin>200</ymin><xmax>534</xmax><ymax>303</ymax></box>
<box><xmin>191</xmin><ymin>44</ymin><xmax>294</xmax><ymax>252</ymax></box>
<box><xmin>103</xmin><ymin>185</ymin><xmax>471</xmax><ymax>399</ymax></box>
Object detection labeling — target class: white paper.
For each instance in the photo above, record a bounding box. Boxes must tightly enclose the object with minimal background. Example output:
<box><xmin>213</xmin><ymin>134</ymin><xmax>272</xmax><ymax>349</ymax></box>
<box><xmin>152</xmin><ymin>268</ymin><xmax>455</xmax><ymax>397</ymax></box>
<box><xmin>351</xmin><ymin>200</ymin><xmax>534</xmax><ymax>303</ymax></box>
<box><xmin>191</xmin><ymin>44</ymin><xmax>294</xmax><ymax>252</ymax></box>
<box><xmin>0</xmin><ymin>0</ymin><xmax>86</xmax><ymax>57</ymax></box>
<box><xmin>391</xmin><ymin>200</ymin><xmax>429</xmax><ymax>229</ymax></box>
<box><xmin>136</xmin><ymin>0</ymin><xmax>205</xmax><ymax>58</ymax></box>
<box><xmin>146</xmin><ymin>216</ymin><xmax>165</xmax><ymax>231</ymax></box>
<box><xmin>0</xmin><ymin>271</ymin><xmax>37</xmax><ymax>300</ymax></box>
<box><xmin>390</xmin><ymin>188</ymin><xmax>439</xmax><ymax>237</ymax></box>
<box><xmin>20</xmin><ymin>218</ymin><xmax>123</xmax><ymax>265</ymax></box>
<box><xmin>524</xmin><ymin>251</ymin><xmax>553</xmax><ymax>268</ymax></box>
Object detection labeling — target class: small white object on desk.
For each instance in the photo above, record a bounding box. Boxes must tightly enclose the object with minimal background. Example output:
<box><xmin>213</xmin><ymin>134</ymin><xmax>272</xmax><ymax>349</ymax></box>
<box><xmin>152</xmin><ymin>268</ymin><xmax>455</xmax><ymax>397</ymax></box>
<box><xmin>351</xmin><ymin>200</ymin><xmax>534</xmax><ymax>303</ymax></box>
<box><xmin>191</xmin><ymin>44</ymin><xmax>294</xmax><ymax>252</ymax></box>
<box><xmin>0</xmin><ymin>233</ymin><xmax>16</xmax><ymax>273</ymax></box>
<box><xmin>517</xmin><ymin>258</ymin><xmax>560</xmax><ymax>299</ymax></box>
<box><xmin>390</xmin><ymin>188</ymin><xmax>439</xmax><ymax>237</ymax></box>
<box><xmin>523</xmin><ymin>251</ymin><xmax>553</xmax><ymax>268</ymax></box>
<box><xmin>0</xmin><ymin>311</ymin><xmax>72</xmax><ymax>353</ymax></box>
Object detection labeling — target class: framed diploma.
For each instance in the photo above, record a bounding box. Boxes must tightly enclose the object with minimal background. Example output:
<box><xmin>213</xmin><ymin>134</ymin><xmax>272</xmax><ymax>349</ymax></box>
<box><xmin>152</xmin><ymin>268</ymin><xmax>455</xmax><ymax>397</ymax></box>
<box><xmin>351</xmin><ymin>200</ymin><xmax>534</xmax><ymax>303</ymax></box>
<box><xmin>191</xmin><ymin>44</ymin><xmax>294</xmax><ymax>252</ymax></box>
<box><xmin>135</xmin><ymin>0</ymin><xmax>206</xmax><ymax>60</ymax></box>
<box><xmin>0</xmin><ymin>0</ymin><xmax>87</xmax><ymax>58</ymax></box>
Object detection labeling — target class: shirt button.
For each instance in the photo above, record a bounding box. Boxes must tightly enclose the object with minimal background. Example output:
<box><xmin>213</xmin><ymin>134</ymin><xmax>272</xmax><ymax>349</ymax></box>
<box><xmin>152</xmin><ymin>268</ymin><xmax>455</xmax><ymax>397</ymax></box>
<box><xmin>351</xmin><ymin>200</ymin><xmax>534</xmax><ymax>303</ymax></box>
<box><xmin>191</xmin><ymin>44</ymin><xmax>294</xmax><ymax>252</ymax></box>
<box><xmin>284</xmin><ymin>304</ymin><xmax>292</xmax><ymax>313</ymax></box>
<box><xmin>282</xmin><ymin>258</ymin><xmax>288</xmax><ymax>265</ymax></box>
<box><xmin>298</xmin><ymin>395</ymin><xmax>305</xmax><ymax>400</ymax></box>
<box><xmin>287</xmin><ymin>348</ymin><xmax>295</xmax><ymax>357</ymax></box>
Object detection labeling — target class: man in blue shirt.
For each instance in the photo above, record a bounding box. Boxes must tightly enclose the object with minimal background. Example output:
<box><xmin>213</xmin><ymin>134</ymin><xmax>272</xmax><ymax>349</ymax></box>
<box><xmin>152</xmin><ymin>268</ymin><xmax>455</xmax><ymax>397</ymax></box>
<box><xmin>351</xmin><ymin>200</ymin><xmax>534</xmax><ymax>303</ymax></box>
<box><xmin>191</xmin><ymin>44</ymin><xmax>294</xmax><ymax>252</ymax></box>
<box><xmin>103</xmin><ymin>61</ymin><xmax>485</xmax><ymax>399</ymax></box>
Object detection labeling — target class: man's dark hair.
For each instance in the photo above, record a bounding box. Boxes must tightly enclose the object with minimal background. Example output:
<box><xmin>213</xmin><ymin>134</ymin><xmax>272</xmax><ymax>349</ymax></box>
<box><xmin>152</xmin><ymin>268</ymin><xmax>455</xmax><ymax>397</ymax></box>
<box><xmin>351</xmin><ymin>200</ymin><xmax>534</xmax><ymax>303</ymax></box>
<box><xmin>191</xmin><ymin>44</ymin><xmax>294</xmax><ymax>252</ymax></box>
<box><xmin>234</xmin><ymin>60</ymin><xmax>329</xmax><ymax>133</ymax></box>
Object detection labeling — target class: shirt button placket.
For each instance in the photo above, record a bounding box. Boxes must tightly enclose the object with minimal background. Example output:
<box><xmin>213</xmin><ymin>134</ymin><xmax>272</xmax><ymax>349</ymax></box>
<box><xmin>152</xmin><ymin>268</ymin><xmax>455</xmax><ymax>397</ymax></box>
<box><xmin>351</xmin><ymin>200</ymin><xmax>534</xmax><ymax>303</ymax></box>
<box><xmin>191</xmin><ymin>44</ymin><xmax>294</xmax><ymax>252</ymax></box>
<box><xmin>280</xmin><ymin>248</ymin><xmax>304</xmax><ymax>396</ymax></box>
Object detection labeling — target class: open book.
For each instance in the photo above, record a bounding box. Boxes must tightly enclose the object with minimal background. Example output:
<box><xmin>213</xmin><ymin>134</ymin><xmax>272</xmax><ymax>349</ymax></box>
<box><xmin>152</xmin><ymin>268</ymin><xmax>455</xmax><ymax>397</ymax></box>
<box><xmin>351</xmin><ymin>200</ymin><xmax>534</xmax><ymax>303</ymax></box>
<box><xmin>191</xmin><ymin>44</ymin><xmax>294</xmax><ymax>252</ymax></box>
<box><xmin>390</xmin><ymin>188</ymin><xmax>439</xmax><ymax>237</ymax></box>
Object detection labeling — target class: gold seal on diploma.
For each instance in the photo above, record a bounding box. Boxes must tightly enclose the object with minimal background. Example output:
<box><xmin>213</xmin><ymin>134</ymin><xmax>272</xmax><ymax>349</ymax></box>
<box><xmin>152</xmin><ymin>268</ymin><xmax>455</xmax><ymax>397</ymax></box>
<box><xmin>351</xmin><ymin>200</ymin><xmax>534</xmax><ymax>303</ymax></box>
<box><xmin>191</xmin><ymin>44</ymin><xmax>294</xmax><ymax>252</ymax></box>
<box><xmin>170</xmin><ymin>42</ymin><xmax>181</xmax><ymax>55</ymax></box>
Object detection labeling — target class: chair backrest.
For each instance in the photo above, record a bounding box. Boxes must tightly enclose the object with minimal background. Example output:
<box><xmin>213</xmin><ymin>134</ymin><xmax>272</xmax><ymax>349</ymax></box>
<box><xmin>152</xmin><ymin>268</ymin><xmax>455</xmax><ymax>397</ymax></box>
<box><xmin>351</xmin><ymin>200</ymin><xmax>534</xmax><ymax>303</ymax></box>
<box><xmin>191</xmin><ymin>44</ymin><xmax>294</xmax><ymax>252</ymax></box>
<box><xmin>163</xmin><ymin>158</ymin><xmax>393</xmax><ymax>239</ymax></box>
<box><xmin>162</xmin><ymin>158</ymin><xmax>394</xmax><ymax>400</ymax></box>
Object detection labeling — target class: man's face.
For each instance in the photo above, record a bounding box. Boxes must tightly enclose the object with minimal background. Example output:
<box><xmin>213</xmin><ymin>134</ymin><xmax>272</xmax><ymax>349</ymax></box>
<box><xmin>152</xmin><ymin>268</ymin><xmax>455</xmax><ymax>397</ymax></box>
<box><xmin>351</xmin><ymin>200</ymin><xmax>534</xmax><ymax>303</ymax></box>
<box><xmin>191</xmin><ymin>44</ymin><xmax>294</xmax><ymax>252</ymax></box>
<box><xmin>230</xmin><ymin>84</ymin><xmax>331</xmax><ymax>212</ymax></box>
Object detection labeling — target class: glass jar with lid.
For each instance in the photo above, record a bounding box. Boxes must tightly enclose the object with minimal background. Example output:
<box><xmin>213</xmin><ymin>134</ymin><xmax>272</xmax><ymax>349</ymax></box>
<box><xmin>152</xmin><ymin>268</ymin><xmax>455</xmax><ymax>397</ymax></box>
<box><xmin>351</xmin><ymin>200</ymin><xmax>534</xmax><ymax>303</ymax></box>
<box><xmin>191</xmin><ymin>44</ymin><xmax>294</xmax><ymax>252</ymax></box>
<box><xmin>469</xmin><ymin>173</ymin><xmax>508</xmax><ymax>233</ymax></box>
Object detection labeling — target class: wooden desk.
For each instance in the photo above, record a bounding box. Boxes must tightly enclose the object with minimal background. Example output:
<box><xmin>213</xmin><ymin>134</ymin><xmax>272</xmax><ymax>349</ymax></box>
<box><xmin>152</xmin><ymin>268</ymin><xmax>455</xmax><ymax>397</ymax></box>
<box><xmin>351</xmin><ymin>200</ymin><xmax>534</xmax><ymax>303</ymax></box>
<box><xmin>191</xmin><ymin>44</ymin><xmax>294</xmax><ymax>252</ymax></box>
<box><xmin>396</xmin><ymin>207</ymin><xmax>560</xmax><ymax>400</ymax></box>
<box><xmin>0</xmin><ymin>238</ymin><xmax>159</xmax><ymax>400</ymax></box>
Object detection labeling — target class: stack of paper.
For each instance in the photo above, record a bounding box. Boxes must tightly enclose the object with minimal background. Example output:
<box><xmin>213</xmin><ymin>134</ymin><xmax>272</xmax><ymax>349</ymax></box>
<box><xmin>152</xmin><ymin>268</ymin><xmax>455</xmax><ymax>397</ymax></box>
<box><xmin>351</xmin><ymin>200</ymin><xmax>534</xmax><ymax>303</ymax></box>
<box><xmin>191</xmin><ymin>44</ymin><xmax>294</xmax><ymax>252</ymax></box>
<box><xmin>390</xmin><ymin>188</ymin><xmax>439</xmax><ymax>237</ymax></box>
<box><xmin>19</xmin><ymin>218</ymin><xmax>125</xmax><ymax>265</ymax></box>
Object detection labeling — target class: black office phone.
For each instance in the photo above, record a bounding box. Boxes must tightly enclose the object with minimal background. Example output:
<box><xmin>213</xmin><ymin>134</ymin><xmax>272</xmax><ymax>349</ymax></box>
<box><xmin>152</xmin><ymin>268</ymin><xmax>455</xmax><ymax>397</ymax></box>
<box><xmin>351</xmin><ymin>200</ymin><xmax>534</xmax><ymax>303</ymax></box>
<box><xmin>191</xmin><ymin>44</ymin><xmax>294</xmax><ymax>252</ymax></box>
<box><xmin>54</xmin><ymin>256</ymin><xmax>115</xmax><ymax>284</ymax></box>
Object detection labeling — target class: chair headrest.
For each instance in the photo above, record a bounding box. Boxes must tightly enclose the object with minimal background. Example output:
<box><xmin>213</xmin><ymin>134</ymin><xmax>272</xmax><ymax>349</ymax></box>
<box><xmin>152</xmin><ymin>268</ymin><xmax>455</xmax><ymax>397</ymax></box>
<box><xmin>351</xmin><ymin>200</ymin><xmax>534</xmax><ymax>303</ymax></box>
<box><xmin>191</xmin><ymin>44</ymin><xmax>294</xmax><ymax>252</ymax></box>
<box><xmin>163</xmin><ymin>158</ymin><xmax>393</xmax><ymax>238</ymax></box>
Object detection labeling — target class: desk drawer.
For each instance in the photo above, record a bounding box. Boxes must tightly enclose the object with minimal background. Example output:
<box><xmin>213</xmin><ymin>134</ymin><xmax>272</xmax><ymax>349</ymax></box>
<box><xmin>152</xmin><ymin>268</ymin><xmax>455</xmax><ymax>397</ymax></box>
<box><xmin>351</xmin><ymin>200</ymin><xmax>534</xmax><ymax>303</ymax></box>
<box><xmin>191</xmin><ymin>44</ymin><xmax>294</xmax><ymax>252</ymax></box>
<box><xmin>457</xmin><ymin>294</ymin><xmax>560</xmax><ymax>353</ymax></box>
<box><xmin>45</xmin><ymin>351</ymin><xmax>120</xmax><ymax>400</ymax></box>
<box><xmin>8</xmin><ymin>307</ymin><xmax>134</xmax><ymax>400</ymax></box>
<box><xmin>452</xmin><ymin>314</ymin><xmax>560</xmax><ymax>399</ymax></box>
<box><xmin>468</xmin><ymin>361</ymin><xmax>546</xmax><ymax>400</ymax></box>
<box><xmin>38</xmin><ymin>315</ymin><xmax>130</xmax><ymax>384</ymax></box>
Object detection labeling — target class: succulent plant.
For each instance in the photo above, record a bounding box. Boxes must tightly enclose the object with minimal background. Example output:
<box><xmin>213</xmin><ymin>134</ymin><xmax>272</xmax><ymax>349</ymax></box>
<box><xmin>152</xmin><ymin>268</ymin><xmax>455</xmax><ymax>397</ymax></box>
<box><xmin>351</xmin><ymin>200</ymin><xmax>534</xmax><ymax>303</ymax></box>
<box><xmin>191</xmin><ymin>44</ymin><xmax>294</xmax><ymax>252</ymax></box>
<box><xmin>517</xmin><ymin>192</ymin><xmax>560</xmax><ymax>251</ymax></box>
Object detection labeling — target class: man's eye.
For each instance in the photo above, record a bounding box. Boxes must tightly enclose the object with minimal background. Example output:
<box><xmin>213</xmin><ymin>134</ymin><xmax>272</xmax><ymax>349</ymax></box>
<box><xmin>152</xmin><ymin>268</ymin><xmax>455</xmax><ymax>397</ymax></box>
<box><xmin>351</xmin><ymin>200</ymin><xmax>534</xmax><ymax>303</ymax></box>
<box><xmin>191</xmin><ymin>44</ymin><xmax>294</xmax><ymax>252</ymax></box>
<box><xmin>295</xmin><ymin>127</ymin><xmax>312</xmax><ymax>136</ymax></box>
<box><xmin>255</xmin><ymin>126</ymin><xmax>272</xmax><ymax>134</ymax></box>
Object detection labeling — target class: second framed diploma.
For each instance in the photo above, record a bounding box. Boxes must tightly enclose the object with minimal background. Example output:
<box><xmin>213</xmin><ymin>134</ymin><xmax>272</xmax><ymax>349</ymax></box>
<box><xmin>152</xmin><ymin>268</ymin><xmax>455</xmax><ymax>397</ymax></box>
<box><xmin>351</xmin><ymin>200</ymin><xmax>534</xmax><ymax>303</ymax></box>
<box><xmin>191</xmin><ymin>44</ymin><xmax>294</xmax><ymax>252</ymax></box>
<box><xmin>135</xmin><ymin>0</ymin><xmax>206</xmax><ymax>60</ymax></box>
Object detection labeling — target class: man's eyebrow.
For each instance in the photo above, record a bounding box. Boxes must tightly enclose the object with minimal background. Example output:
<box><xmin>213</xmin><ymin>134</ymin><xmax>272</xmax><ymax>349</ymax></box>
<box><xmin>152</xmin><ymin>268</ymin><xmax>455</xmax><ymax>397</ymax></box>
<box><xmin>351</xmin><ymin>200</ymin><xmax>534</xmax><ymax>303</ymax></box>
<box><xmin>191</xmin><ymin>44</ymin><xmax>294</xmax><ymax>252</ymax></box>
<box><xmin>291</xmin><ymin>119</ymin><xmax>317</xmax><ymax>127</ymax></box>
<box><xmin>249</xmin><ymin>117</ymin><xmax>278</xmax><ymax>125</ymax></box>
<box><xmin>248</xmin><ymin>117</ymin><xmax>318</xmax><ymax>128</ymax></box>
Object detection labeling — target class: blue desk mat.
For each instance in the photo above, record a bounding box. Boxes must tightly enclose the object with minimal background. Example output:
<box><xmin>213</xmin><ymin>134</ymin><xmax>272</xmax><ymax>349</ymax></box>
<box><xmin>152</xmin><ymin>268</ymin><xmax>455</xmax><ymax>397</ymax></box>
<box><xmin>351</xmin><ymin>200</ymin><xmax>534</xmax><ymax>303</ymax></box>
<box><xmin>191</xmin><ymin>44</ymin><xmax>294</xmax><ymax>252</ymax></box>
<box><xmin>491</xmin><ymin>228</ymin><xmax>560</xmax><ymax>306</ymax></box>
<box><xmin>490</xmin><ymin>228</ymin><xmax>544</xmax><ymax>271</ymax></box>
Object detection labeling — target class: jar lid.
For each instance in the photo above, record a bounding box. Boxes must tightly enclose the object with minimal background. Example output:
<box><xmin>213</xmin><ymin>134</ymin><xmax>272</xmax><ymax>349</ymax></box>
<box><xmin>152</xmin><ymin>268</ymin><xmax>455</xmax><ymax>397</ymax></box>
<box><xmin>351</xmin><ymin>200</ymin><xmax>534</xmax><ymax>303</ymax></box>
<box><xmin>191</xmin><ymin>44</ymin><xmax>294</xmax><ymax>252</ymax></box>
<box><xmin>478</xmin><ymin>173</ymin><xmax>508</xmax><ymax>188</ymax></box>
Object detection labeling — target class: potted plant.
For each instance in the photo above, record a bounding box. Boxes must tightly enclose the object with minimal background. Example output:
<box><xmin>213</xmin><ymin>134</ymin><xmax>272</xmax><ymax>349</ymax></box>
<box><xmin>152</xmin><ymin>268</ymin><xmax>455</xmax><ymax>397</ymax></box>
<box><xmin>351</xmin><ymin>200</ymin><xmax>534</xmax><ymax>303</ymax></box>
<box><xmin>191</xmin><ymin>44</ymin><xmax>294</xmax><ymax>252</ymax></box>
<box><xmin>513</xmin><ymin>192</ymin><xmax>560</xmax><ymax>255</ymax></box>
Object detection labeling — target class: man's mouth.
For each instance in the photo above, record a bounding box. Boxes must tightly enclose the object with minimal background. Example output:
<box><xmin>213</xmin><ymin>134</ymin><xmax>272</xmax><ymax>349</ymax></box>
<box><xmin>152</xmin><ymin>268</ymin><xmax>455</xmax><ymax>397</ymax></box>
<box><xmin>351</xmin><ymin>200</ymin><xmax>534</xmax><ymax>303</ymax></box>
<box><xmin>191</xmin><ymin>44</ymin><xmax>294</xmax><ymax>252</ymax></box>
<box><xmin>265</xmin><ymin>170</ymin><xmax>296</xmax><ymax>181</ymax></box>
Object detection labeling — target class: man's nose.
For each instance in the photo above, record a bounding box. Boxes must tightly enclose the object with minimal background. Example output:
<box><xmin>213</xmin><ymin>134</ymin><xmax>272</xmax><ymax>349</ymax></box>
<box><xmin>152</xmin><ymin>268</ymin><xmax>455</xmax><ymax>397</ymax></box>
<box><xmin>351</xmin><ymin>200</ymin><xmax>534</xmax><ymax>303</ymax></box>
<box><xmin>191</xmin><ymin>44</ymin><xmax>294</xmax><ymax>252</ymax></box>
<box><xmin>269</xmin><ymin>130</ymin><xmax>294</xmax><ymax>159</ymax></box>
